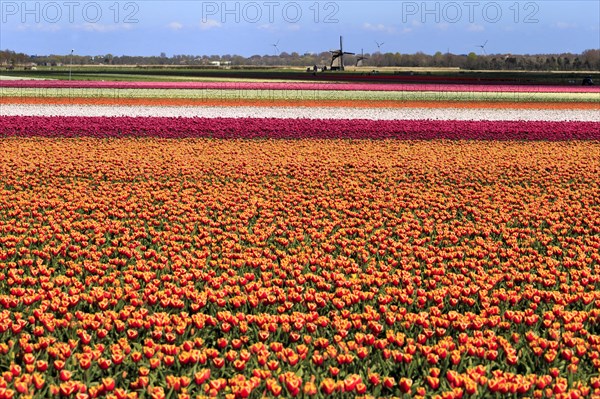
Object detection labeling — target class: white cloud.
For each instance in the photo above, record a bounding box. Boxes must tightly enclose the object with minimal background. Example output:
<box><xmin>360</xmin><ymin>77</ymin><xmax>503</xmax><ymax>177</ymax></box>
<box><xmin>16</xmin><ymin>22</ymin><xmax>134</xmax><ymax>33</ymax></box>
<box><xmin>258</xmin><ymin>23</ymin><xmax>278</xmax><ymax>32</ymax></box>
<box><xmin>555</xmin><ymin>21</ymin><xmax>577</xmax><ymax>29</ymax></box>
<box><xmin>363</xmin><ymin>22</ymin><xmax>395</xmax><ymax>34</ymax></box>
<box><xmin>16</xmin><ymin>24</ymin><xmax>62</xmax><ymax>32</ymax></box>
<box><xmin>436</xmin><ymin>22</ymin><xmax>449</xmax><ymax>31</ymax></box>
<box><xmin>467</xmin><ymin>23</ymin><xmax>484</xmax><ymax>32</ymax></box>
<box><xmin>78</xmin><ymin>23</ymin><xmax>133</xmax><ymax>32</ymax></box>
<box><xmin>167</xmin><ymin>22</ymin><xmax>183</xmax><ymax>31</ymax></box>
<box><xmin>200</xmin><ymin>19</ymin><xmax>222</xmax><ymax>30</ymax></box>
<box><xmin>286</xmin><ymin>24</ymin><xmax>301</xmax><ymax>32</ymax></box>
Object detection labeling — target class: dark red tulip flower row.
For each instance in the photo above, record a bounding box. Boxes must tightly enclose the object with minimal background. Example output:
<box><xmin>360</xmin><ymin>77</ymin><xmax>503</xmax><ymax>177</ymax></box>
<box><xmin>1</xmin><ymin>116</ymin><xmax>599</xmax><ymax>140</ymax></box>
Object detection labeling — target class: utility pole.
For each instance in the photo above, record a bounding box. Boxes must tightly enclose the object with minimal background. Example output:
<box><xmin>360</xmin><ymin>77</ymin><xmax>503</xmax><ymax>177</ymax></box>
<box><xmin>69</xmin><ymin>49</ymin><xmax>74</xmax><ymax>81</ymax></box>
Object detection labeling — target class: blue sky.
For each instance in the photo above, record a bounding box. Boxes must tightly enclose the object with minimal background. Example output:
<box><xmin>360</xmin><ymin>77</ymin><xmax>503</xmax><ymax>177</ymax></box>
<box><xmin>1</xmin><ymin>1</ymin><xmax>599</xmax><ymax>56</ymax></box>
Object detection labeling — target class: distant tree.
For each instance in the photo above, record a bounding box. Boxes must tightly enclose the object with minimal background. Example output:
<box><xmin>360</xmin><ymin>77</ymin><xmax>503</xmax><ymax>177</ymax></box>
<box><xmin>413</xmin><ymin>52</ymin><xmax>429</xmax><ymax>67</ymax></box>
<box><xmin>466</xmin><ymin>52</ymin><xmax>478</xmax><ymax>69</ymax></box>
<box><xmin>231</xmin><ymin>55</ymin><xmax>246</xmax><ymax>65</ymax></box>
<box><xmin>581</xmin><ymin>49</ymin><xmax>600</xmax><ymax>70</ymax></box>
<box><xmin>432</xmin><ymin>51</ymin><xmax>444</xmax><ymax>66</ymax></box>
<box><xmin>506</xmin><ymin>56</ymin><xmax>518</xmax><ymax>70</ymax></box>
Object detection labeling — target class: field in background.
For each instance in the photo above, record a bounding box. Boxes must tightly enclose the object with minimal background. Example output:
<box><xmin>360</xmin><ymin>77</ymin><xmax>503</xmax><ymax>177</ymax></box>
<box><xmin>2</xmin><ymin>65</ymin><xmax>599</xmax><ymax>85</ymax></box>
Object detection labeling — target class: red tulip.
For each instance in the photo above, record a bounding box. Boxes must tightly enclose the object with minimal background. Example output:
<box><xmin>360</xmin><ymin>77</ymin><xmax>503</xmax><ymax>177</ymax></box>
<box><xmin>320</xmin><ymin>378</ymin><xmax>336</xmax><ymax>395</ymax></box>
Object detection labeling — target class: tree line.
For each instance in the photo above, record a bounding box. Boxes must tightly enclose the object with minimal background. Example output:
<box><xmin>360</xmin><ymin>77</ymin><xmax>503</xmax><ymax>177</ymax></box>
<box><xmin>2</xmin><ymin>49</ymin><xmax>599</xmax><ymax>71</ymax></box>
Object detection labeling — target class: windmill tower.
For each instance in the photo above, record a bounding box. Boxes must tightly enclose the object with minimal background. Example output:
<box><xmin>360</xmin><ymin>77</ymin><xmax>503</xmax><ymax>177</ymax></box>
<box><xmin>329</xmin><ymin>36</ymin><xmax>355</xmax><ymax>71</ymax></box>
<box><xmin>356</xmin><ymin>49</ymin><xmax>368</xmax><ymax>67</ymax></box>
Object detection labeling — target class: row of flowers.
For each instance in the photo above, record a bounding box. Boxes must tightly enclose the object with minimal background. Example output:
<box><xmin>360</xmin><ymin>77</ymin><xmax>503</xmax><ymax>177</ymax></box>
<box><xmin>1</xmin><ymin>116</ymin><xmax>599</xmax><ymax>140</ymax></box>
<box><xmin>2</xmin><ymin>104</ymin><xmax>598</xmax><ymax>122</ymax></box>
<box><xmin>0</xmin><ymin>139</ymin><xmax>599</xmax><ymax>398</ymax></box>
<box><xmin>1</xmin><ymin>79</ymin><xmax>599</xmax><ymax>93</ymax></box>
<box><xmin>2</xmin><ymin>96</ymin><xmax>599</xmax><ymax>110</ymax></box>
<box><xmin>2</xmin><ymin>87</ymin><xmax>598</xmax><ymax>103</ymax></box>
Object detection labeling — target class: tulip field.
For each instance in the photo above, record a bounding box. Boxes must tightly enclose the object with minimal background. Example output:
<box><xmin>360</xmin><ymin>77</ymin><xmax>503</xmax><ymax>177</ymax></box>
<box><xmin>1</xmin><ymin>79</ymin><xmax>600</xmax><ymax>399</ymax></box>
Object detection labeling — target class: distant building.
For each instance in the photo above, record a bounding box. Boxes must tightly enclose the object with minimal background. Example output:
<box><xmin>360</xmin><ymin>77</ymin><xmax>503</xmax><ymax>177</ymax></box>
<box><xmin>210</xmin><ymin>61</ymin><xmax>232</xmax><ymax>67</ymax></box>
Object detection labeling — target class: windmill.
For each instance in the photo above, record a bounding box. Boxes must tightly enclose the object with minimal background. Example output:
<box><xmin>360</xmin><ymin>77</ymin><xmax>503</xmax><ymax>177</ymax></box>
<box><xmin>356</xmin><ymin>49</ymin><xmax>368</xmax><ymax>67</ymax></box>
<box><xmin>329</xmin><ymin>36</ymin><xmax>354</xmax><ymax>71</ymax></box>
<box><xmin>375</xmin><ymin>41</ymin><xmax>384</xmax><ymax>52</ymax></box>
<box><xmin>476</xmin><ymin>40</ymin><xmax>488</xmax><ymax>55</ymax></box>
<box><xmin>272</xmin><ymin>40</ymin><xmax>280</xmax><ymax>55</ymax></box>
